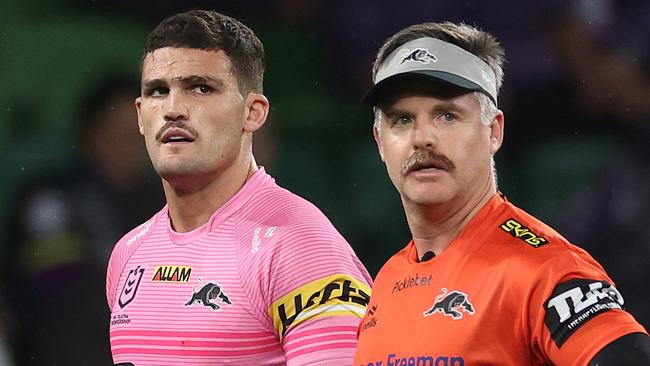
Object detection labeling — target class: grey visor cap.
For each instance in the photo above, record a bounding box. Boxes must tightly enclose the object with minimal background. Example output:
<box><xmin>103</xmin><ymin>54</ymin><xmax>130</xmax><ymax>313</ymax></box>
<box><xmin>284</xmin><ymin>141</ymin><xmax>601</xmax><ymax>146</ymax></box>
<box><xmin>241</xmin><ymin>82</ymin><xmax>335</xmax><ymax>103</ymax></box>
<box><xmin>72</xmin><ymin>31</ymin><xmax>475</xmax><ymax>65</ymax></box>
<box><xmin>363</xmin><ymin>37</ymin><xmax>497</xmax><ymax>106</ymax></box>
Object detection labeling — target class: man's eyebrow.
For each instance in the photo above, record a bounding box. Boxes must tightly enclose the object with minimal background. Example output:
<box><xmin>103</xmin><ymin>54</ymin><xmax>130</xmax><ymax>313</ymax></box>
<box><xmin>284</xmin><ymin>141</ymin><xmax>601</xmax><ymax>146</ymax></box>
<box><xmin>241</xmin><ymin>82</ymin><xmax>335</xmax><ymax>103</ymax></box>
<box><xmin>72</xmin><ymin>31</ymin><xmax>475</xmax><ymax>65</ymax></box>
<box><xmin>429</xmin><ymin>100</ymin><xmax>467</xmax><ymax>114</ymax></box>
<box><xmin>141</xmin><ymin>75</ymin><xmax>226</xmax><ymax>89</ymax></box>
<box><xmin>141</xmin><ymin>78</ymin><xmax>165</xmax><ymax>90</ymax></box>
<box><xmin>172</xmin><ymin>75</ymin><xmax>226</xmax><ymax>87</ymax></box>
<box><xmin>382</xmin><ymin>106</ymin><xmax>415</xmax><ymax>118</ymax></box>
<box><xmin>382</xmin><ymin>99</ymin><xmax>468</xmax><ymax>118</ymax></box>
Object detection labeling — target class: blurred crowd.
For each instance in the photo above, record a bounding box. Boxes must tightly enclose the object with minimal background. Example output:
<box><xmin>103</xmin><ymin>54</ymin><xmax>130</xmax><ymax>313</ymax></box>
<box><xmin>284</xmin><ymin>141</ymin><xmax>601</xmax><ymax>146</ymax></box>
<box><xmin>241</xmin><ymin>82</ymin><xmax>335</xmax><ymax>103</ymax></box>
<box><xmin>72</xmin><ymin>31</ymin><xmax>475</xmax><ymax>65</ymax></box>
<box><xmin>1</xmin><ymin>0</ymin><xmax>649</xmax><ymax>364</ymax></box>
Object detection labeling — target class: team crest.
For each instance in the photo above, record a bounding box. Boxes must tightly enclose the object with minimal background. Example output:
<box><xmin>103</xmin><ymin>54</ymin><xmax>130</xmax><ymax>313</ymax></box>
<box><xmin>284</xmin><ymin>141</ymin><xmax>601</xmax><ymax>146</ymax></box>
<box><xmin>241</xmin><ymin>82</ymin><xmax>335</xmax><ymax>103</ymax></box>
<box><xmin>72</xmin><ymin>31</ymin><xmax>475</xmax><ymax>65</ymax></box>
<box><xmin>400</xmin><ymin>48</ymin><xmax>438</xmax><ymax>65</ymax></box>
<box><xmin>423</xmin><ymin>288</ymin><xmax>475</xmax><ymax>320</ymax></box>
<box><xmin>185</xmin><ymin>282</ymin><xmax>232</xmax><ymax>311</ymax></box>
<box><xmin>119</xmin><ymin>266</ymin><xmax>145</xmax><ymax>309</ymax></box>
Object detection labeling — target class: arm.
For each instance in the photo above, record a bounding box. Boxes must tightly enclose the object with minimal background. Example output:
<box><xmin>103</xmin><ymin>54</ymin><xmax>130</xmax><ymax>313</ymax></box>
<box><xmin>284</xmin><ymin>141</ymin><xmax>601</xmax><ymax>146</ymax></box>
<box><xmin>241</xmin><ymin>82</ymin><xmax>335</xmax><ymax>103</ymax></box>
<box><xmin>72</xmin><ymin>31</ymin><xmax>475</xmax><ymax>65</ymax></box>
<box><xmin>264</xmin><ymin>220</ymin><xmax>372</xmax><ymax>365</ymax></box>
<box><xmin>272</xmin><ymin>256</ymin><xmax>372</xmax><ymax>366</ymax></box>
<box><xmin>238</xmin><ymin>189</ymin><xmax>374</xmax><ymax>365</ymax></box>
<box><xmin>529</xmin><ymin>255</ymin><xmax>648</xmax><ymax>365</ymax></box>
<box><xmin>588</xmin><ymin>332</ymin><xmax>650</xmax><ymax>365</ymax></box>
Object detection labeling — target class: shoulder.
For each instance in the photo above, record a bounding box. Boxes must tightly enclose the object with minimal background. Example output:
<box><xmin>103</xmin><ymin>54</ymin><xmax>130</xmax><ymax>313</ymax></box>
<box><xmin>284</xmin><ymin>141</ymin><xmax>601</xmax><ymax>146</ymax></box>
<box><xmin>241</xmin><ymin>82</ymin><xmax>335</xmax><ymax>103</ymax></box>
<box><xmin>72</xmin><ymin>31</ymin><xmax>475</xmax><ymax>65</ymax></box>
<box><xmin>106</xmin><ymin>208</ymin><xmax>164</xmax><ymax>310</ymax></box>
<box><xmin>234</xmin><ymin>180</ymin><xmax>369</xmax><ymax>283</ymax></box>
<box><xmin>243</xmin><ymin>182</ymin><xmax>332</xmax><ymax>220</ymax></box>
<box><xmin>473</xmin><ymin>199</ymin><xmax>616</xmax><ymax>314</ymax></box>
<box><xmin>115</xmin><ymin>212</ymin><xmax>159</xmax><ymax>248</ymax></box>
<box><xmin>108</xmin><ymin>208</ymin><xmax>164</xmax><ymax>266</ymax></box>
<box><xmin>237</xmin><ymin>183</ymin><xmax>344</xmax><ymax>242</ymax></box>
<box><xmin>234</xmin><ymin>185</ymin><xmax>373</xmax><ymax>341</ymax></box>
<box><xmin>476</xmin><ymin>200</ymin><xmax>645</xmax><ymax>364</ymax></box>
<box><xmin>237</xmin><ymin>184</ymin><xmax>364</xmax><ymax>272</ymax></box>
<box><xmin>374</xmin><ymin>243</ymin><xmax>412</xmax><ymax>279</ymax></box>
<box><xmin>486</xmin><ymin>199</ymin><xmax>603</xmax><ymax>273</ymax></box>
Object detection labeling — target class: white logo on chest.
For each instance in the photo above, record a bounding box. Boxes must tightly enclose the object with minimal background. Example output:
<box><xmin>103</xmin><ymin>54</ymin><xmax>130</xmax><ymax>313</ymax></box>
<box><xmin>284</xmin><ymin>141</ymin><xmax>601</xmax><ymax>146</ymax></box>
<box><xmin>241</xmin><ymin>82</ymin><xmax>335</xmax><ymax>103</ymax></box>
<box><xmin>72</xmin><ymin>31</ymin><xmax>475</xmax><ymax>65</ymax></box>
<box><xmin>252</xmin><ymin>226</ymin><xmax>277</xmax><ymax>253</ymax></box>
<box><xmin>126</xmin><ymin>219</ymin><xmax>153</xmax><ymax>246</ymax></box>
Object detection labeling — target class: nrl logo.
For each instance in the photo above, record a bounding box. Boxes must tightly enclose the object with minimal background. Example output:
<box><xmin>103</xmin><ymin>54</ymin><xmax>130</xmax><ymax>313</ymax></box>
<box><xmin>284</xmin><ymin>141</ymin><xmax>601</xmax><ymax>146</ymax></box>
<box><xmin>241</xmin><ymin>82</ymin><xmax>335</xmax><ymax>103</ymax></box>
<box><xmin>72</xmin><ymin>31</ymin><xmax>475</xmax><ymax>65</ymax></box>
<box><xmin>119</xmin><ymin>266</ymin><xmax>145</xmax><ymax>309</ymax></box>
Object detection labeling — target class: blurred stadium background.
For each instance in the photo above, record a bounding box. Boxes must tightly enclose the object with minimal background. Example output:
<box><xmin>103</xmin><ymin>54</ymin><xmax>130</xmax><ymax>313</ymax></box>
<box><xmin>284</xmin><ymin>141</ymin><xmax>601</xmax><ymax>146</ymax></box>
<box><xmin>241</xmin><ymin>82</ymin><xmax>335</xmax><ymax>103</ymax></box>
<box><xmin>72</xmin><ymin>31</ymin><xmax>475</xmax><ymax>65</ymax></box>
<box><xmin>1</xmin><ymin>0</ymin><xmax>650</xmax><ymax>364</ymax></box>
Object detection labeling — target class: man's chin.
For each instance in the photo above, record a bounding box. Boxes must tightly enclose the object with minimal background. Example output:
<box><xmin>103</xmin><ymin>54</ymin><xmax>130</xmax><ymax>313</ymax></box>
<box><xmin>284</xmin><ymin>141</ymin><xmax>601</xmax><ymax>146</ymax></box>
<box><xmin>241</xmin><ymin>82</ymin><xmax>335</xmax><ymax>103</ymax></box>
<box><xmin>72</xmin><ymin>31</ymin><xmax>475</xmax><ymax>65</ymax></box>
<box><xmin>401</xmin><ymin>187</ymin><xmax>454</xmax><ymax>207</ymax></box>
<box><xmin>155</xmin><ymin>162</ymin><xmax>201</xmax><ymax>180</ymax></box>
<box><xmin>408</xmin><ymin>196</ymin><xmax>448</xmax><ymax>207</ymax></box>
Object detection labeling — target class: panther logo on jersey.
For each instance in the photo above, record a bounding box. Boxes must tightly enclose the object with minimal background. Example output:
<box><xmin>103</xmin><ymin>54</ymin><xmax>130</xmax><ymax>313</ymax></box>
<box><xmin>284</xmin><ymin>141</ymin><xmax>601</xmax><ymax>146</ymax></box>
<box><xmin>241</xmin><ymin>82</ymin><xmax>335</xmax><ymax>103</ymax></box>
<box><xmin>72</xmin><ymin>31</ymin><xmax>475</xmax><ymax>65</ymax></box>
<box><xmin>423</xmin><ymin>288</ymin><xmax>475</xmax><ymax>320</ymax></box>
<box><xmin>185</xmin><ymin>282</ymin><xmax>232</xmax><ymax>311</ymax></box>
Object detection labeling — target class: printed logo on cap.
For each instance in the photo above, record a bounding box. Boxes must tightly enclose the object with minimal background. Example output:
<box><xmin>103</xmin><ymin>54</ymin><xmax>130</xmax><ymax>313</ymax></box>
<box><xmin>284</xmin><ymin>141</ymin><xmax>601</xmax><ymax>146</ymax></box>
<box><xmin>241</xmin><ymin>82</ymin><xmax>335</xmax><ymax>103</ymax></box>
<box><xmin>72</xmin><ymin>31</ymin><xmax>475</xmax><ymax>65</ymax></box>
<box><xmin>399</xmin><ymin>48</ymin><xmax>438</xmax><ymax>65</ymax></box>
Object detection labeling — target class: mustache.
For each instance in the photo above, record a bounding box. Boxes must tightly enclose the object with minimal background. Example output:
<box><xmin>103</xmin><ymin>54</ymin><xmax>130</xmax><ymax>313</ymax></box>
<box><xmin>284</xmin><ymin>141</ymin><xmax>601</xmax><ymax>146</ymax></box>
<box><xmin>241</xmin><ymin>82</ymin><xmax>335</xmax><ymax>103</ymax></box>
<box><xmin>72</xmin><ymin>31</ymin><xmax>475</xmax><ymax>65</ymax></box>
<box><xmin>401</xmin><ymin>150</ymin><xmax>456</xmax><ymax>175</ymax></box>
<box><xmin>155</xmin><ymin>121</ymin><xmax>199</xmax><ymax>141</ymax></box>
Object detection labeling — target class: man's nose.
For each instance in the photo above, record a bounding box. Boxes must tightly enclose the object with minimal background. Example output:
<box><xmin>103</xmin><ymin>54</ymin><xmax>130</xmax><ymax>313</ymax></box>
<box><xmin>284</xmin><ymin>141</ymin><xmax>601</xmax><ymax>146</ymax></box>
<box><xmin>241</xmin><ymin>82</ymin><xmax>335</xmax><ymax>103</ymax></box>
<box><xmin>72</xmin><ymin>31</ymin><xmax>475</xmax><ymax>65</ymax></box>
<box><xmin>164</xmin><ymin>91</ymin><xmax>189</xmax><ymax>122</ymax></box>
<box><xmin>412</xmin><ymin>117</ymin><xmax>438</xmax><ymax>150</ymax></box>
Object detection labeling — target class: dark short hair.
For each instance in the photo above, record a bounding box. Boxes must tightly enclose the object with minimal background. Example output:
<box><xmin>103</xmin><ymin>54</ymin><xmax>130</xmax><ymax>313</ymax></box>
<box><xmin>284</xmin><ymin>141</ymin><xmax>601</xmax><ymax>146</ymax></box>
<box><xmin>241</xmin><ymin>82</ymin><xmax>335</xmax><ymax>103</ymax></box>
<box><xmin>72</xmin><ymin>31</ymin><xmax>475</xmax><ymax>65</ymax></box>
<box><xmin>142</xmin><ymin>9</ymin><xmax>265</xmax><ymax>94</ymax></box>
<box><xmin>373</xmin><ymin>22</ymin><xmax>505</xmax><ymax>94</ymax></box>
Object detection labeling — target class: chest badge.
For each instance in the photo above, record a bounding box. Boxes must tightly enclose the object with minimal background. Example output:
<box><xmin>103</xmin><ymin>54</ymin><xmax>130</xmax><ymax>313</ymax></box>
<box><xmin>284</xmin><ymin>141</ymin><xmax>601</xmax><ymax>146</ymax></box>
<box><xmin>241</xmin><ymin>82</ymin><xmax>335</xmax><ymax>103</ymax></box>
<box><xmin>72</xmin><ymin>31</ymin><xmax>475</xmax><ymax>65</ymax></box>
<box><xmin>118</xmin><ymin>266</ymin><xmax>145</xmax><ymax>309</ymax></box>
<box><xmin>185</xmin><ymin>282</ymin><xmax>232</xmax><ymax>311</ymax></box>
<box><xmin>423</xmin><ymin>288</ymin><xmax>475</xmax><ymax>320</ymax></box>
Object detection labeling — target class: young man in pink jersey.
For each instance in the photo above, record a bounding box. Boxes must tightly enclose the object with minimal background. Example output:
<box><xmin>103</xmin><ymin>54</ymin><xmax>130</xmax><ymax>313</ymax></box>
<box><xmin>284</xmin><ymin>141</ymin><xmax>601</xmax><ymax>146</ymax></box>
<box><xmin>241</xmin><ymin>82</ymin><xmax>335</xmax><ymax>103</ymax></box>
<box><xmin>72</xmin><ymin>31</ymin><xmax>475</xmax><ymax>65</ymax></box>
<box><xmin>106</xmin><ymin>10</ymin><xmax>372</xmax><ymax>365</ymax></box>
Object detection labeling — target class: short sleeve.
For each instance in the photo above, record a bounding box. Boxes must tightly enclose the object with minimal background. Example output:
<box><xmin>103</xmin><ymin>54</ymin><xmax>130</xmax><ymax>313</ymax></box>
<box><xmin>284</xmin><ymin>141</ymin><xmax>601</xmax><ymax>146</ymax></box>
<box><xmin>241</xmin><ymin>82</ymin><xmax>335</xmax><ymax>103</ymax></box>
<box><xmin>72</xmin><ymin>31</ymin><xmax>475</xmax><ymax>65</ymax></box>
<box><xmin>528</xmin><ymin>253</ymin><xmax>648</xmax><ymax>366</ymax></box>
<box><xmin>265</xmin><ymin>225</ymin><xmax>373</xmax><ymax>365</ymax></box>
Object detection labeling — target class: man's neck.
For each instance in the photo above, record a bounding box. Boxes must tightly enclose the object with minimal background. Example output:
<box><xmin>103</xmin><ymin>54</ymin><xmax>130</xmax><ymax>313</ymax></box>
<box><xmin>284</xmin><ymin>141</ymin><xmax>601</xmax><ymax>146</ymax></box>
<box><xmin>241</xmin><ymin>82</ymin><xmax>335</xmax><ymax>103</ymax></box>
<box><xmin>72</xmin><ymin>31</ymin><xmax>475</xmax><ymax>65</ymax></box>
<box><xmin>404</xmin><ymin>179</ymin><xmax>497</xmax><ymax>257</ymax></box>
<box><xmin>163</xmin><ymin>156</ymin><xmax>257</xmax><ymax>233</ymax></box>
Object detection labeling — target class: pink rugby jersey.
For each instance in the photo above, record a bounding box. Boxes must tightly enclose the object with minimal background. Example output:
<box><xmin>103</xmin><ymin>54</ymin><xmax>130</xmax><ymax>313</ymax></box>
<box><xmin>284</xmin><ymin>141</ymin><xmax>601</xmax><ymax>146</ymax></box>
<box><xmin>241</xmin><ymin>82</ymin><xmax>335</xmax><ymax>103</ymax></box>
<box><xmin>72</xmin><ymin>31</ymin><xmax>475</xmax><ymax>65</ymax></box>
<box><xmin>106</xmin><ymin>168</ymin><xmax>372</xmax><ymax>365</ymax></box>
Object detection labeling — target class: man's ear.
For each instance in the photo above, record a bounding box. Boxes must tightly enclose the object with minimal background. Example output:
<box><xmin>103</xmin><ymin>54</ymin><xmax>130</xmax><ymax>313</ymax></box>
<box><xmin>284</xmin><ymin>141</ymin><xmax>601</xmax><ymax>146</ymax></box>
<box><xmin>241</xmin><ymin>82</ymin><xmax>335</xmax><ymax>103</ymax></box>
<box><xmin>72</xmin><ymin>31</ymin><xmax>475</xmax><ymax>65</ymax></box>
<box><xmin>135</xmin><ymin>97</ymin><xmax>144</xmax><ymax>135</ymax></box>
<box><xmin>489</xmin><ymin>110</ymin><xmax>504</xmax><ymax>155</ymax></box>
<box><xmin>243</xmin><ymin>93</ymin><xmax>270</xmax><ymax>132</ymax></box>
<box><xmin>374</xmin><ymin>124</ymin><xmax>385</xmax><ymax>162</ymax></box>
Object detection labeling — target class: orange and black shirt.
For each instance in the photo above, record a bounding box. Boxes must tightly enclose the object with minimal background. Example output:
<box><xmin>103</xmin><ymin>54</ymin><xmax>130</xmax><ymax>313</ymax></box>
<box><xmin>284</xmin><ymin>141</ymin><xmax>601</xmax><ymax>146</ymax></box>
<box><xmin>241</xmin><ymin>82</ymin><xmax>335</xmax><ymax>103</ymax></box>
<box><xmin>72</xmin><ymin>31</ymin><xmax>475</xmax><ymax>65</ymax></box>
<box><xmin>354</xmin><ymin>194</ymin><xmax>647</xmax><ymax>366</ymax></box>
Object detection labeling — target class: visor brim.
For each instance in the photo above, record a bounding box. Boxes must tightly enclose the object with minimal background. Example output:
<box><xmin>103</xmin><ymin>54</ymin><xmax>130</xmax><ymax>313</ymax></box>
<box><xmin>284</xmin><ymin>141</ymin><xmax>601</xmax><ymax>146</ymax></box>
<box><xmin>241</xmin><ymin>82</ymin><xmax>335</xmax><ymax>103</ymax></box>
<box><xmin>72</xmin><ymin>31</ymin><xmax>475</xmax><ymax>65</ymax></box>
<box><xmin>362</xmin><ymin>70</ymin><xmax>493</xmax><ymax>106</ymax></box>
